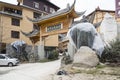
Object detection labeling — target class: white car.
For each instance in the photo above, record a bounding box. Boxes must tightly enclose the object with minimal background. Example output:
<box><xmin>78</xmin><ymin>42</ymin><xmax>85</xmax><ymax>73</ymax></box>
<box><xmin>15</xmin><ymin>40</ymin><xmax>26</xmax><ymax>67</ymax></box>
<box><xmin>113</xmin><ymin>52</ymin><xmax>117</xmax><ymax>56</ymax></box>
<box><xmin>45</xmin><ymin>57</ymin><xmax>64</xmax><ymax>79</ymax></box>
<box><xmin>0</xmin><ymin>54</ymin><xmax>19</xmax><ymax>67</ymax></box>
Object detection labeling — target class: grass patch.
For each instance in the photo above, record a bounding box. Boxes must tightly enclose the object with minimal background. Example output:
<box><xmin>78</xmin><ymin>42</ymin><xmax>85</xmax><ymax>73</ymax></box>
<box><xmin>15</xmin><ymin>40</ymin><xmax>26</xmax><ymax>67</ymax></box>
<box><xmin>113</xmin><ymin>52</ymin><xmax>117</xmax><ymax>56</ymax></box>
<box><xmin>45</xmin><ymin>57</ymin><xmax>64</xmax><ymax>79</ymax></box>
<box><xmin>70</xmin><ymin>66</ymin><xmax>120</xmax><ymax>76</ymax></box>
<box><xmin>96</xmin><ymin>64</ymin><xmax>106</xmax><ymax>69</ymax></box>
<box><xmin>85</xmin><ymin>69</ymin><xmax>98</xmax><ymax>74</ymax></box>
<box><xmin>70</xmin><ymin>68</ymin><xmax>98</xmax><ymax>74</ymax></box>
<box><xmin>70</xmin><ymin>69</ymin><xmax>82</xmax><ymax>74</ymax></box>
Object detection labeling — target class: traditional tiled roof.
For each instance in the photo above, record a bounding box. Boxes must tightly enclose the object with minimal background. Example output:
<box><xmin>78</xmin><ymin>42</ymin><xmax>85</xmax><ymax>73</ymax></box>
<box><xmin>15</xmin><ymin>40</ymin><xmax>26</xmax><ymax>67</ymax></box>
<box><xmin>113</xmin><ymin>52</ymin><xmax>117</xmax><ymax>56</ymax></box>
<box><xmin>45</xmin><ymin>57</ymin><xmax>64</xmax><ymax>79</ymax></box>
<box><xmin>26</xmin><ymin>6</ymin><xmax>71</xmax><ymax>23</ymax></box>
<box><xmin>87</xmin><ymin>7</ymin><xmax>115</xmax><ymax>17</ymax></box>
<box><xmin>70</xmin><ymin>11</ymin><xmax>100</xmax><ymax>29</ymax></box>
<box><xmin>21</xmin><ymin>29</ymin><xmax>39</xmax><ymax>38</ymax></box>
<box><xmin>22</xmin><ymin>0</ymin><xmax>86</xmax><ymax>42</ymax></box>
<box><xmin>27</xmin><ymin>0</ymin><xmax>85</xmax><ymax>23</ymax></box>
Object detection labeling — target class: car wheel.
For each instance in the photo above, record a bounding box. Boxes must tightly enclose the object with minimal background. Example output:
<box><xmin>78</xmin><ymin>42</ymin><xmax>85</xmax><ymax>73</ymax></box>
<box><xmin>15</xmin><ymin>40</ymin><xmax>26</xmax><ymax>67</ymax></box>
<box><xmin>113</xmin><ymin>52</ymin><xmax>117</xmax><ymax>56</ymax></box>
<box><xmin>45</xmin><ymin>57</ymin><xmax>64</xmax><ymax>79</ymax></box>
<box><xmin>8</xmin><ymin>62</ymin><xmax>13</xmax><ymax>67</ymax></box>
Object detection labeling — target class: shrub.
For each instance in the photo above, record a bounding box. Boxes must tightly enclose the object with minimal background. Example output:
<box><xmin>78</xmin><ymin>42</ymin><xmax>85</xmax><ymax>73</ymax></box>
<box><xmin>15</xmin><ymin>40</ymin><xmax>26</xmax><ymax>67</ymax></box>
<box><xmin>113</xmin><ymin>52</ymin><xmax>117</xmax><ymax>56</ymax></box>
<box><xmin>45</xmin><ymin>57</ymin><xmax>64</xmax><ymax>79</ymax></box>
<box><xmin>48</xmin><ymin>50</ymin><xmax>59</xmax><ymax>60</ymax></box>
<box><xmin>100</xmin><ymin>39</ymin><xmax>120</xmax><ymax>63</ymax></box>
<box><xmin>39</xmin><ymin>58</ymin><xmax>51</xmax><ymax>63</ymax></box>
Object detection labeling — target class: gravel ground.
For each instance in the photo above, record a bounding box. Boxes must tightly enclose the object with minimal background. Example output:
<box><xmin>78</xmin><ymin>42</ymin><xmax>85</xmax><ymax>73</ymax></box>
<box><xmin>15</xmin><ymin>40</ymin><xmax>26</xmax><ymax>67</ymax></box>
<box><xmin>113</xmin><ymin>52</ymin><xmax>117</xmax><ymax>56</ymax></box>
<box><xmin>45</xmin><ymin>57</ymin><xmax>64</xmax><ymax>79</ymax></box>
<box><xmin>51</xmin><ymin>73</ymin><xmax>120</xmax><ymax>80</ymax></box>
<box><xmin>49</xmin><ymin>64</ymin><xmax>120</xmax><ymax>80</ymax></box>
<box><xmin>1</xmin><ymin>59</ymin><xmax>120</xmax><ymax>80</ymax></box>
<box><xmin>0</xmin><ymin>59</ymin><xmax>61</xmax><ymax>80</ymax></box>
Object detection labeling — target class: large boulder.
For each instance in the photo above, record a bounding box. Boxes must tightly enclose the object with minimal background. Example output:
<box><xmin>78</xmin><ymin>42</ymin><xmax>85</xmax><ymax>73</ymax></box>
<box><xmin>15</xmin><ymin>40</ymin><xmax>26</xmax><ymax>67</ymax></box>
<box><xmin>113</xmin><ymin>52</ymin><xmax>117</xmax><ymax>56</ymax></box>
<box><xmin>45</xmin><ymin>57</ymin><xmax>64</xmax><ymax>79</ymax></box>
<box><xmin>67</xmin><ymin>22</ymin><xmax>104</xmax><ymax>57</ymax></box>
<box><xmin>73</xmin><ymin>46</ymin><xmax>99</xmax><ymax>68</ymax></box>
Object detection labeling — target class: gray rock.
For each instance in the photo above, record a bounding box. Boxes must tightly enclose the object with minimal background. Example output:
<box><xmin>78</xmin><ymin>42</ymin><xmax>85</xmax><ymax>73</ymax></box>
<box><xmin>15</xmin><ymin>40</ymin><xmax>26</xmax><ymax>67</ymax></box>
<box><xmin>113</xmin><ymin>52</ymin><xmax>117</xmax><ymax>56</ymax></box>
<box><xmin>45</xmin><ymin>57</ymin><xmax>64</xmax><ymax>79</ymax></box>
<box><xmin>73</xmin><ymin>46</ymin><xmax>99</xmax><ymax>68</ymax></box>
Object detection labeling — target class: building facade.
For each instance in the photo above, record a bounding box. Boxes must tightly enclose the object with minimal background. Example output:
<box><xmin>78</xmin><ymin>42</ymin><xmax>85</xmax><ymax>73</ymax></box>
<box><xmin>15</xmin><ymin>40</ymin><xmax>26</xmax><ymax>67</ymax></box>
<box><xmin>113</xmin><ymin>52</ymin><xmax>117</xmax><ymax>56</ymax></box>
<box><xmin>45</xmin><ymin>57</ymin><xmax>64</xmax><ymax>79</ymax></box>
<box><xmin>87</xmin><ymin>7</ymin><xmax>120</xmax><ymax>26</ymax></box>
<box><xmin>26</xmin><ymin>0</ymin><xmax>85</xmax><ymax>59</ymax></box>
<box><xmin>87</xmin><ymin>7</ymin><xmax>120</xmax><ymax>44</ymax></box>
<box><xmin>0</xmin><ymin>0</ymin><xmax>59</xmax><ymax>54</ymax></box>
<box><xmin>85</xmin><ymin>7</ymin><xmax>120</xmax><ymax>34</ymax></box>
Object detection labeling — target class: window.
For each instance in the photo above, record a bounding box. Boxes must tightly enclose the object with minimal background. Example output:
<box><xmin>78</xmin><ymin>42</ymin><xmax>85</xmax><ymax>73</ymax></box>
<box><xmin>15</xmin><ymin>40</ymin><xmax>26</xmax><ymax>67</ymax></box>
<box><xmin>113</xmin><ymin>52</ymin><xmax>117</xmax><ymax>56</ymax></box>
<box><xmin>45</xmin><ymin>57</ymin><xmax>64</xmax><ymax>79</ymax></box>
<box><xmin>33</xmin><ymin>2</ymin><xmax>39</xmax><ymax>9</ymax></box>
<box><xmin>47</xmin><ymin>24</ymin><xmax>62</xmax><ymax>32</ymax></box>
<box><xmin>33</xmin><ymin>12</ymin><xmax>41</xmax><ymax>19</ymax></box>
<box><xmin>11</xmin><ymin>31</ymin><xmax>20</xmax><ymax>39</ymax></box>
<box><xmin>43</xmin><ymin>5</ymin><xmax>48</xmax><ymax>11</ymax></box>
<box><xmin>118</xmin><ymin>2</ymin><xmax>120</xmax><ymax>6</ymax></box>
<box><xmin>50</xmin><ymin>8</ymin><xmax>55</xmax><ymax>13</ymax></box>
<box><xmin>4</xmin><ymin>7</ymin><xmax>22</xmax><ymax>15</ymax></box>
<box><xmin>117</xmin><ymin>10</ymin><xmax>120</xmax><ymax>16</ymax></box>
<box><xmin>11</xmin><ymin>18</ymin><xmax>20</xmax><ymax>26</ymax></box>
<box><xmin>0</xmin><ymin>55</ymin><xmax>5</xmax><ymax>59</ymax></box>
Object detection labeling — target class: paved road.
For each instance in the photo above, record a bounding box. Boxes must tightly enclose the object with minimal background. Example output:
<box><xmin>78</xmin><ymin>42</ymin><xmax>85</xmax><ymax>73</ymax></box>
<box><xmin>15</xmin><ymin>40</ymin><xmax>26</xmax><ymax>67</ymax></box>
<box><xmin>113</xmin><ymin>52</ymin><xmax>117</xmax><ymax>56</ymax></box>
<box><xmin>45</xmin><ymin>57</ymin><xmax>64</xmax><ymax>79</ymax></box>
<box><xmin>0</xmin><ymin>59</ymin><xmax>61</xmax><ymax>80</ymax></box>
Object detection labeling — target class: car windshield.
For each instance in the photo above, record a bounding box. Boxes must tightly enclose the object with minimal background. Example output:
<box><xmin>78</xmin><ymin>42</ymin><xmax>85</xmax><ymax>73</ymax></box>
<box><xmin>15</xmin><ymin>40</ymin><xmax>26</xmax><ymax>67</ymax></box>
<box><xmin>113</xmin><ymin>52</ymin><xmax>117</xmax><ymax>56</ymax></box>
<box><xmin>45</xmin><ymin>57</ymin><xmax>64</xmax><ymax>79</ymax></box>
<box><xmin>6</xmin><ymin>55</ymin><xmax>13</xmax><ymax>58</ymax></box>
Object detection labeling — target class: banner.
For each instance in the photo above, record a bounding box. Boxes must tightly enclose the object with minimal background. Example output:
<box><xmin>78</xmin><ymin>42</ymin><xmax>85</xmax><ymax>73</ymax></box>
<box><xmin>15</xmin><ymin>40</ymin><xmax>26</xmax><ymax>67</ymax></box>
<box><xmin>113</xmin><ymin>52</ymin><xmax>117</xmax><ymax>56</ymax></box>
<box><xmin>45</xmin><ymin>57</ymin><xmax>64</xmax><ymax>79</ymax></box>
<box><xmin>115</xmin><ymin>0</ymin><xmax>120</xmax><ymax>18</ymax></box>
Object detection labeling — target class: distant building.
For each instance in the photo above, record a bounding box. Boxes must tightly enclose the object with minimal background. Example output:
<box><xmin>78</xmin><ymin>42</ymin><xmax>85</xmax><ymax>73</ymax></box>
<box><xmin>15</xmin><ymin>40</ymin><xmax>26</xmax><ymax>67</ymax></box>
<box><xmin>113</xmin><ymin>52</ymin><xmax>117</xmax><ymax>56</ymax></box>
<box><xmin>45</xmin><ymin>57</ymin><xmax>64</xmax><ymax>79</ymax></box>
<box><xmin>86</xmin><ymin>7</ymin><xmax>120</xmax><ymax>45</ymax></box>
<box><xmin>87</xmin><ymin>7</ymin><xmax>120</xmax><ymax>32</ymax></box>
<box><xmin>0</xmin><ymin>0</ymin><xmax>59</xmax><ymax>54</ymax></box>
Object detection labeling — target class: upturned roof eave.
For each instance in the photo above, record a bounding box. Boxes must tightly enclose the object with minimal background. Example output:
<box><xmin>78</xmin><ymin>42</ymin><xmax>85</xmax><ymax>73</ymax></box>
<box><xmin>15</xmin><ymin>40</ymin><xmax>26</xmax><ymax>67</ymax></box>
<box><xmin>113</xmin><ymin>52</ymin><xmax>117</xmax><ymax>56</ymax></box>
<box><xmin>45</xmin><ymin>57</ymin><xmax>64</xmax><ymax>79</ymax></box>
<box><xmin>35</xmin><ymin>11</ymin><xmax>74</xmax><ymax>24</ymax></box>
<box><xmin>32</xmin><ymin>0</ymin><xmax>77</xmax><ymax>24</ymax></box>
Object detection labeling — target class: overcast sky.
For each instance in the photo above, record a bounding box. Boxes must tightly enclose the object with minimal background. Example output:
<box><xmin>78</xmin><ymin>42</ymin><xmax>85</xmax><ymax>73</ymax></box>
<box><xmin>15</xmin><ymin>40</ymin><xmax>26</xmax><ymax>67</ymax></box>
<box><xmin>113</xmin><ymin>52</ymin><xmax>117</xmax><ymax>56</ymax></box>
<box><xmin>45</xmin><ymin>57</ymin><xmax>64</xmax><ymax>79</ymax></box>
<box><xmin>50</xmin><ymin>0</ymin><xmax>115</xmax><ymax>15</ymax></box>
<box><xmin>0</xmin><ymin>0</ymin><xmax>115</xmax><ymax>15</ymax></box>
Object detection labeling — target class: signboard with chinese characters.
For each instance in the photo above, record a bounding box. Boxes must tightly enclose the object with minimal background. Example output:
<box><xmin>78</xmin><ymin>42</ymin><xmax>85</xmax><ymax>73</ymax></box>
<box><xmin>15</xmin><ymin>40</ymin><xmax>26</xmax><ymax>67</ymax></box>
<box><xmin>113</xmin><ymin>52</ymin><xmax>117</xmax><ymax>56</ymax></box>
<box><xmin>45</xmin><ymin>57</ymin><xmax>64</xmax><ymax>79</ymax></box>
<box><xmin>115</xmin><ymin>0</ymin><xmax>120</xmax><ymax>18</ymax></box>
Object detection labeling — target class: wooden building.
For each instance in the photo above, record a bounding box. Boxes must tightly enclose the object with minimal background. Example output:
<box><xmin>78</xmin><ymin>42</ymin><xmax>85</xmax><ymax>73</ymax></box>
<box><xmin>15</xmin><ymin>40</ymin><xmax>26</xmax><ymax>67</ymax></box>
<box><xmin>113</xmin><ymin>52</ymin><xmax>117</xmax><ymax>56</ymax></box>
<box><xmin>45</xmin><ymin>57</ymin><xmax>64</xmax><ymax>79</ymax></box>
<box><xmin>25</xmin><ymin>0</ymin><xmax>84</xmax><ymax>59</ymax></box>
<box><xmin>0</xmin><ymin>0</ymin><xmax>59</xmax><ymax>54</ymax></box>
<box><xmin>87</xmin><ymin>7</ymin><xmax>120</xmax><ymax>31</ymax></box>
<box><xmin>87</xmin><ymin>7</ymin><xmax>120</xmax><ymax>23</ymax></box>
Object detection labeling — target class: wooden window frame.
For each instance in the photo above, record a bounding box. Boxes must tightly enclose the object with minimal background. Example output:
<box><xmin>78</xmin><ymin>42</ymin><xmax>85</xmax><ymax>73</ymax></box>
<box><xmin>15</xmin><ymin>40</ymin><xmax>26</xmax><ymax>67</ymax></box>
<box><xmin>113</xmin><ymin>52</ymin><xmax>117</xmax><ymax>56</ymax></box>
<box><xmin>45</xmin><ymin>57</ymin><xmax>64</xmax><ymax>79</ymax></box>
<box><xmin>43</xmin><ymin>5</ymin><xmax>48</xmax><ymax>12</ymax></box>
<box><xmin>11</xmin><ymin>18</ymin><xmax>20</xmax><ymax>26</ymax></box>
<box><xmin>33</xmin><ymin>2</ymin><xmax>39</xmax><ymax>9</ymax></box>
<box><xmin>11</xmin><ymin>31</ymin><xmax>20</xmax><ymax>39</ymax></box>
<box><xmin>50</xmin><ymin>8</ymin><xmax>55</xmax><ymax>13</ymax></box>
<box><xmin>33</xmin><ymin>12</ymin><xmax>41</xmax><ymax>19</ymax></box>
